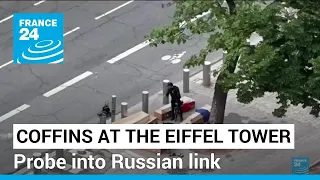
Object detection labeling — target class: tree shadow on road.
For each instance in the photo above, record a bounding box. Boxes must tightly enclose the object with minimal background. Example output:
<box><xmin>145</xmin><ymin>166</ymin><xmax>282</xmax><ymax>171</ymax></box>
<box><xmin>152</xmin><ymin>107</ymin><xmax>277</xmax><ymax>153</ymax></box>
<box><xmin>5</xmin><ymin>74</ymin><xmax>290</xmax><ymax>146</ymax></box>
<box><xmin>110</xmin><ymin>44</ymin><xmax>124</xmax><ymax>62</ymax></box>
<box><xmin>223</xmin><ymin>112</ymin><xmax>271</xmax><ymax>124</ymax></box>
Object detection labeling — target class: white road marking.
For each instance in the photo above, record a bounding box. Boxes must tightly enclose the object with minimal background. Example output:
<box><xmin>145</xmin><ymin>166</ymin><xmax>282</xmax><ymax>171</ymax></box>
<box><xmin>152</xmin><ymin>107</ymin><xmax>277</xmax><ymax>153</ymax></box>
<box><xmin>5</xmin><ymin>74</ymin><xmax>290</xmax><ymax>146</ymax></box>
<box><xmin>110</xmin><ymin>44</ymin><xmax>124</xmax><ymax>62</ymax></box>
<box><xmin>161</xmin><ymin>55</ymin><xmax>171</xmax><ymax>61</ymax></box>
<box><xmin>95</xmin><ymin>0</ymin><xmax>134</xmax><ymax>20</ymax></box>
<box><xmin>0</xmin><ymin>104</ymin><xmax>30</xmax><ymax>123</ymax></box>
<box><xmin>0</xmin><ymin>28</ymin><xmax>78</xmax><ymax>69</ymax></box>
<box><xmin>107</xmin><ymin>40</ymin><xmax>150</xmax><ymax>64</ymax></box>
<box><xmin>161</xmin><ymin>51</ymin><xmax>186</xmax><ymax>64</ymax></box>
<box><xmin>171</xmin><ymin>59</ymin><xmax>181</xmax><ymax>64</ymax></box>
<box><xmin>0</xmin><ymin>60</ymin><xmax>13</xmax><ymax>69</ymax></box>
<box><xmin>174</xmin><ymin>51</ymin><xmax>186</xmax><ymax>59</ymax></box>
<box><xmin>179</xmin><ymin>10</ymin><xmax>211</xmax><ymax>27</ymax></box>
<box><xmin>107</xmin><ymin>11</ymin><xmax>208</xmax><ymax>64</ymax></box>
<box><xmin>34</xmin><ymin>0</ymin><xmax>45</xmax><ymax>6</ymax></box>
<box><xmin>63</xmin><ymin>27</ymin><xmax>80</xmax><ymax>36</ymax></box>
<box><xmin>0</xmin><ymin>15</ymin><xmax>13</xmax><ymax>24</ymax></box>
<box><xmin>43</xmin><ymin>71</ymin><xmax>93</xmax><ymax>97</ymax></box>
<box><xmin>0</xmin><ymin>1</ymin><xmax>49</xmax><ymax>24</ymax></box>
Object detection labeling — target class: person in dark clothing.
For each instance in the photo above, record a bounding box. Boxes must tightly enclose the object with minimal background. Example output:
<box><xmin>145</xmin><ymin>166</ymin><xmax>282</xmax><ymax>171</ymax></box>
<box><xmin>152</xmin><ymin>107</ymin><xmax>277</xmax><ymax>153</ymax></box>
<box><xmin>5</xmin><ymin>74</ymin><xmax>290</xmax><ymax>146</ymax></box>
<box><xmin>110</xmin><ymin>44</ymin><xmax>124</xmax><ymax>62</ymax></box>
<box><xmin>102</xmin><ymin>103</ymin><xmax>111</xmax><ymax>117</ymax></box>
<box><xmin>166</xmin><ymin>82</ymin><xmax>183</xmax><ymax>120</ymax></box>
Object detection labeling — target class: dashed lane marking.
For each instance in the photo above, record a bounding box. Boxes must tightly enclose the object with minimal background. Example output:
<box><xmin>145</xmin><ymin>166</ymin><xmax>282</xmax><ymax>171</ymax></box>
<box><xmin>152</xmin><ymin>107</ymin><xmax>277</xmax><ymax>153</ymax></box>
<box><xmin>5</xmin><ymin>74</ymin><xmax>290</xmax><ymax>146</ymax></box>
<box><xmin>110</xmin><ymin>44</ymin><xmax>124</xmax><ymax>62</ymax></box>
<box><xmin>95</xmin><ymin>0</ymin><xmax>134</xmax><ymax>20</ymax></box>
<box><xmin>43</xmin><ymin>71</ymin><xmax>93</xmax><ymax>97</ymax></box>
<box><xmin>34</xmin><ymin>1</ymin><xmax>46</xmax><ymax>6</ymax></box>
<box><xmin>0</xmin><ymin>104</ymin><xmax>30</xmax><ymax>123</ymax></box>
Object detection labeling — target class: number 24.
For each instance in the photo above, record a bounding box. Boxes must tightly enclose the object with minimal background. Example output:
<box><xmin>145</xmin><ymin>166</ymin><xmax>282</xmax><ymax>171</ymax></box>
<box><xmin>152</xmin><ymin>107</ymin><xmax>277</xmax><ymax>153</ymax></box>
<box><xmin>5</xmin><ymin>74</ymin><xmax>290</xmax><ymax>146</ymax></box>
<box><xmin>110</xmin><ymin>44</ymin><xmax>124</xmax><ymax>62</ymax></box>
<box><xmin>19</xmin><ymin>28</ymin><xmax>39</xmax><ymax>40</ymax></box>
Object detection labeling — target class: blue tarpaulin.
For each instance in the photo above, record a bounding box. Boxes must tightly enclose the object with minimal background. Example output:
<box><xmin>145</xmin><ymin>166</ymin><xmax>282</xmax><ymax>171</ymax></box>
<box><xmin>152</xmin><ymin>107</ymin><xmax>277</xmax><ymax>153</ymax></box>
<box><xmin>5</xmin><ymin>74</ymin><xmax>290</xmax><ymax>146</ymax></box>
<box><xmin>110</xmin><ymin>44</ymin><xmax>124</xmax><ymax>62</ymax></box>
<box><xmin>196</xmin><ymin>108</ymin><xmax>210</xmax><ymax>122</ymax></box>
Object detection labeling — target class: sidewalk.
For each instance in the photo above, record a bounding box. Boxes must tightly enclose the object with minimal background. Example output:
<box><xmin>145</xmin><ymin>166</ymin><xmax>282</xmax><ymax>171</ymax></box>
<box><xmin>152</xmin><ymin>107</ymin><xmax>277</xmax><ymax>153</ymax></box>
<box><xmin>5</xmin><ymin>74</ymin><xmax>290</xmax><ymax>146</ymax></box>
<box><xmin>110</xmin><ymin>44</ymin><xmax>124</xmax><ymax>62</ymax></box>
<box><xmin>106</xmin><ymin>62</ymin><xmax>320</xmax><ymax>174</ymax></box>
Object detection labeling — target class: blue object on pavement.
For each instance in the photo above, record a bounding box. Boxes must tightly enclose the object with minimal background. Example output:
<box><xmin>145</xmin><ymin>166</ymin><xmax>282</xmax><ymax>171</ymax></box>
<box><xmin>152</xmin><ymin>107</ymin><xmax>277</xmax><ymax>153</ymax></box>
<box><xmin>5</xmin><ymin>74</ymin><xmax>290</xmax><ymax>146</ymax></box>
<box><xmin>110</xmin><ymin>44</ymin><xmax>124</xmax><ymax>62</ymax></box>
<box><xmin>196</xmin><ymin>108</ymin><xmax>210</xmax><ymax>122</ymax></box>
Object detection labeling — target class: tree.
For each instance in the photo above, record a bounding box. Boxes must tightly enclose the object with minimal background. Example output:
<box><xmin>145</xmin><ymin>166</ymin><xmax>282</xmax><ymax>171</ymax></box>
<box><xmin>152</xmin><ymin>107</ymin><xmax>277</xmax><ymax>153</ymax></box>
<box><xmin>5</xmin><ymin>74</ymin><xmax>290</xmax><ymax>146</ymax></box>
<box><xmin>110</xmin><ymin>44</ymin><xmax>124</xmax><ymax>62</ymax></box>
<box><xmin>146</xmin><ymin>0</ymin><xmax>320</xmax><ymax>123</ymax></box>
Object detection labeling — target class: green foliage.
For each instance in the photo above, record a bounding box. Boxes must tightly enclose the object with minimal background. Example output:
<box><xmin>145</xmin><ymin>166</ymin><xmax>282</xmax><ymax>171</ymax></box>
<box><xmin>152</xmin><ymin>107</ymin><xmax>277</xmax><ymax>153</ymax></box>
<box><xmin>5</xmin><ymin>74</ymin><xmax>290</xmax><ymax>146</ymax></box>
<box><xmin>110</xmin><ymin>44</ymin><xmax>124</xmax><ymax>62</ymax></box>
<box><xmin>146</xmin><ymin>0</ymin><xmax>320</xmax><ymax>118</ymax></box>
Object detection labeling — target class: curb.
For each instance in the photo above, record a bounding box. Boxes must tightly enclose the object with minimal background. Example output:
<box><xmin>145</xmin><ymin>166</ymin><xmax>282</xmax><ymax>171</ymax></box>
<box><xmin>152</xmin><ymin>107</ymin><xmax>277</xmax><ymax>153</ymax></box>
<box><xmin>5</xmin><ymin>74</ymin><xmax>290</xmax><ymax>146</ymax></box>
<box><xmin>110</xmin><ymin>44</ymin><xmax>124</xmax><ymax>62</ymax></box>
<box><xmin>311</xmin><ymin>158</ymin><xmax>320</xmax><ymax>168</ymax></box>
<box><xmin>189</xmin><ymin>57</ymin><xmax>223</xmax><ymax>77</ymax></box>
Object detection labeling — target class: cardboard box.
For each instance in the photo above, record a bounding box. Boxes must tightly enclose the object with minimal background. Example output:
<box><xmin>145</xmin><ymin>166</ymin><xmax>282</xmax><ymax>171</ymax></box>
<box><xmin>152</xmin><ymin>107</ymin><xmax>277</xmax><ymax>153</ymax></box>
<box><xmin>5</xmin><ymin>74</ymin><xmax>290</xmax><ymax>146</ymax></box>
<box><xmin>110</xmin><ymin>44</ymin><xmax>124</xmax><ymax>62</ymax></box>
<box><xmin>113</xmin><ymin>111</ymin><xmax>150</xmax><ymax>124</ymax></box>
<box><xmin>154</xmin><ymin>96</ymin><xmax>195</xmax><ymax>121</ymax></box>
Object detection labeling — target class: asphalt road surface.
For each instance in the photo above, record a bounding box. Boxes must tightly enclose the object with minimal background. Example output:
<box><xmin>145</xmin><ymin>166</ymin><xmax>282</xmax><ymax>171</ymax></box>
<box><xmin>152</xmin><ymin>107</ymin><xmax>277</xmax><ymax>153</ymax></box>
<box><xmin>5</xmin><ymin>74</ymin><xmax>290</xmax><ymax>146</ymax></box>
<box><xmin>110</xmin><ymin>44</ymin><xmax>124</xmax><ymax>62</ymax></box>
<box><xmin>0</xmin><ymin>0</ymin><xmax>223</xmax><ymax>173</ymax></box>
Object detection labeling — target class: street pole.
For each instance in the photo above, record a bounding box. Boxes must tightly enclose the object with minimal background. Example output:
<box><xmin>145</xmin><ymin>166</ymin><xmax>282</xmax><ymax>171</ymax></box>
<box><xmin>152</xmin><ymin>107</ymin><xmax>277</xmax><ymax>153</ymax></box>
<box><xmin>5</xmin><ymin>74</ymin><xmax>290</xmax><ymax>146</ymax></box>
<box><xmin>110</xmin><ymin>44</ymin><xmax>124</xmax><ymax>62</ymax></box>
<box><xmin>111</xmin><ymin>95</ymin><xmax>116</xmax><ymax>122</ymax></box>
<box><xmin>55</xmin><ymin>149</ymin><xmax>64</xmax><ymax>160</ymax></box>
<box><xmin>98</xmin><ymin>112</ymin><xmax>106</xmax><ymax>124</ymax></box>
<box><xmin>223</xmin><ymin>50</ymin><xmax>227</xmax><ymax>63</ymax></box>
<box><xmin>121</xmin><ymin>102</ymin><xmax>128</xmax><ymax>118</ymax></box>
<box><xmin>163</xmin><ymin>80</ymin><xmax>169</xmax><ymax>104</ymax></box>
<box><xmin>142</xmin><ymin>91</ymin><xmax>149</xmax><ymax>113</ymax></box>
<box><xmin>203</xmin><ymin>61</ymin><xmax>211</xmax><ymax>87</ymax></box>
<box><xmin>183</xmin><ymin>69</ymin><xmax>190</xmax><ymax>93</ymax></box>
<box><xmin>33</xmin><ymin>152</ymin><xmax>42</xmax><ymax>174</ymax></box>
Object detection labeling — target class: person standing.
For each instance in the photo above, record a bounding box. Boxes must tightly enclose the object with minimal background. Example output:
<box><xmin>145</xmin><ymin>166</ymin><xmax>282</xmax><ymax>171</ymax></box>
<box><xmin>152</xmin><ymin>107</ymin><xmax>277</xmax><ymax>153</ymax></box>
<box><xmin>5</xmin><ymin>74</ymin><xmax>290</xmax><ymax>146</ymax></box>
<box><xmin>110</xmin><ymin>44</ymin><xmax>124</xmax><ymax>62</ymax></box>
<box><xmin>166</xmin><ymin>82</ymin><xmax>183</xmax><ymax>120</ymax></box>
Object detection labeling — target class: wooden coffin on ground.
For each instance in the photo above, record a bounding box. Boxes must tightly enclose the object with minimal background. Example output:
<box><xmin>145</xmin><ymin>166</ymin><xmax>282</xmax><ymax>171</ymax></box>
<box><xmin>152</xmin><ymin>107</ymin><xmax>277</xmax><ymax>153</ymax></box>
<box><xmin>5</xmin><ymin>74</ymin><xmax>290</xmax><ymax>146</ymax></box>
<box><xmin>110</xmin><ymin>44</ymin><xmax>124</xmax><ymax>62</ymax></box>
<box><xmin>113</xmin><ymin>111</ymin><xmax>150</xmax><ymax>124</ymax></box>
<box><xmin>154</xmin><ymin>96</ymin><xmax>195</xmax><ymax>121</ymax></box>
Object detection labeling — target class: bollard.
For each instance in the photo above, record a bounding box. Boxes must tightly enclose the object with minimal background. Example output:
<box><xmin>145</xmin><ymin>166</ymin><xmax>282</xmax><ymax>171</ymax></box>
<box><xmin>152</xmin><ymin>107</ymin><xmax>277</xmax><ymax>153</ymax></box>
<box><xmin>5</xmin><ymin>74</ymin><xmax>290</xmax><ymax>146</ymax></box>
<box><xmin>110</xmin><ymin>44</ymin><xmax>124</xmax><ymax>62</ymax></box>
<box><xmin>55</xmin><ymin>149</ymin><xmax>64</xmax><ymax>160</ymax></box>
<box><xmin>111</xmin><ymin>95</ymin><xmax>116</xmax><ymax>122</ymax></box>
<box><xmin>77</xmin><ymin>149</ymin><xmax>86</xmax><ymax>155</ymax></box>
<box><xmin>33</xmin><ymin>152</ymin><xmax>42</xmax><ymax>174</ymax></box>
<box><xmin>121</xmin><ymin>102</ymin><xmax>128</xmax><ymax>118</ymax></box>
<box><xmin>98</xmin><ymin>112</ymin><xmax>107</xmax><ymax>124</ymax></box>
<box><xmin>142</xmin><ymin>91</ymin><xmax>149</xmax><ymax>113</ymax></box>
<box><xmin>163</xmin><ymin>80</ymin><xmax>169</xmax><ymax>104</ymax></box>
<box><xmin>203</xmin><ymin>61</ymin><xmax>211</xmax><ymax>87</ymax></box>
<box><xmin>183</xmin><ymin>69</ymin><xmax>190</xmax><ymax>93</ymax></box>
<box><xmin>223</xmin><ymin>50</ymin><xmax>227</xmax><ymax>63</ymax></box>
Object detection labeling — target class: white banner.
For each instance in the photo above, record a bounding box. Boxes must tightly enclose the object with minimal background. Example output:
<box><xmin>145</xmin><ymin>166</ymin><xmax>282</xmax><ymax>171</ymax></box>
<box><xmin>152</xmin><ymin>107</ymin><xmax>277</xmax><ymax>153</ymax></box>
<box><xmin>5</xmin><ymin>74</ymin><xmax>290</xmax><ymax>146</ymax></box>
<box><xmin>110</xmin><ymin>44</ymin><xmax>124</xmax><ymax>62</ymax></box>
<box><xmin>13</xmin><ymin>124</ymin><xmax>294</xmax><ymax>149</ymax></box>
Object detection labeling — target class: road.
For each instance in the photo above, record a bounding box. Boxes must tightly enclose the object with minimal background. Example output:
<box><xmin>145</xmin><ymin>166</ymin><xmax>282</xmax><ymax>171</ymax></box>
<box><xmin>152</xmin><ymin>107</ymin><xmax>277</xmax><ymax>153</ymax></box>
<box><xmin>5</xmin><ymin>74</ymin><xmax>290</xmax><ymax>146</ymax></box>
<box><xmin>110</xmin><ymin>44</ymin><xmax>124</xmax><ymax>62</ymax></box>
<box><xmin>0</xmin><ymin>0</ymin><xmax>173</xmax><ymax>116</ymax></box>
<box><xmin>0</xmin><ymin>0</ymin><xmax>223</xmax><ymax>174</ymax></box>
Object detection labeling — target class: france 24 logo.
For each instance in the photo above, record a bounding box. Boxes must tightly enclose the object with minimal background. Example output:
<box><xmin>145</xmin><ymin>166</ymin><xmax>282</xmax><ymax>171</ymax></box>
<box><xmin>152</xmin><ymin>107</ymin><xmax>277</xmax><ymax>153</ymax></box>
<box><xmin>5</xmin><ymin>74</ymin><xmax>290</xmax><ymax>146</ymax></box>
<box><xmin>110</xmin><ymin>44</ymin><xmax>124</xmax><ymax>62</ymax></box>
<box><xmin>13</xmin><ymin>13</ymin><xmax>64</xmax><ymax>64</ymax></box>
<box><xmin>292</xmin><ymin>157</ymin><xmax>309</xmax><ymax>174</ymax></box>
